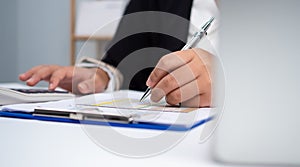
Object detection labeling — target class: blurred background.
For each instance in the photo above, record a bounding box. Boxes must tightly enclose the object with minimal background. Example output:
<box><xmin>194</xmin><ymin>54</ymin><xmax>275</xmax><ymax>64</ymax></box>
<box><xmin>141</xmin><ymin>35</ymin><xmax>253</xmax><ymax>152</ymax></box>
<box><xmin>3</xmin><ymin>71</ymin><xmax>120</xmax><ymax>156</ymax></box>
<box><xmin>1</xmin><ymin>0</ymin><xmax>300</xmax><ymax>166</ymax></box>
<box><xmin>0</xmin><ymin>0</ymin><xmax>127</xmax><ymax>83</ymax></box>
<box><xmin>1</xmin><ymin>0</ymin><xmax>69</xmax><ymax>82</ymax></box>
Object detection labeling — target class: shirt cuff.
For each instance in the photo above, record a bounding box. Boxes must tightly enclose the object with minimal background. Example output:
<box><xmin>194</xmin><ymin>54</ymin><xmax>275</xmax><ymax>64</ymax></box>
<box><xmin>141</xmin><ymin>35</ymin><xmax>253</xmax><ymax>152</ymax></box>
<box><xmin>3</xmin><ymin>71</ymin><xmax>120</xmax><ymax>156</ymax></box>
<box><xmin>77</xmin><ymin>57</ymin><xmax>124</xmax><ymax>92</ymax></box>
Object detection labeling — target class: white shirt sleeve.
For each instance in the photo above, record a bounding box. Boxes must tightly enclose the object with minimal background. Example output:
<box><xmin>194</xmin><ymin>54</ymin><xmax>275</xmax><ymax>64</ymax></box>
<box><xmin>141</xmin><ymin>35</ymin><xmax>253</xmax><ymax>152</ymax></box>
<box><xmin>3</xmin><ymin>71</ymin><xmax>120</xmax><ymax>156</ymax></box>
<box><xmin>77</xmin><ymin>57</ymin><xmax>123</xmax><ymax>92</ymax></box>
<box><xmin>189</xmin><ymin>0</ymin><xmax>220</xmax><ymax>56</ymax></box>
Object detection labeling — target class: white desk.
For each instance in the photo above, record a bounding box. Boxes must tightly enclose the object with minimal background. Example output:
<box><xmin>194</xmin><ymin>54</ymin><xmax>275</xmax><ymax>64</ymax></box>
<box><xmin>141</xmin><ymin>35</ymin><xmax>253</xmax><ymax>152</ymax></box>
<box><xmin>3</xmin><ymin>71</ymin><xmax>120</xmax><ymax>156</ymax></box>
<box><xmin>0</xmin><ymin>83</ymin><xmax>266</xmax><ymax>167</ymax></box>
<box><xmin>0</xmin><ymin>116</ymin><xmax>231</xmax><ymax>167</ymax></box>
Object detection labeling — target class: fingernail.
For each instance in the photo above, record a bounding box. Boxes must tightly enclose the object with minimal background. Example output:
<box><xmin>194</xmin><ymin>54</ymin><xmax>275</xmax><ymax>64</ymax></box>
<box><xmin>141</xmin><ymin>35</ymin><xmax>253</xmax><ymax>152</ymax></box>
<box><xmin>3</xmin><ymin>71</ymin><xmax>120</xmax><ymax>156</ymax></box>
<box><xmin>26</xmin><ymin>78</ymin><xmax>35</xmax><ymax>86</ymax></box>
<box><xmin>146</xmin><ymin>78</ymin><xmax>153</xmax><ymax>87</ymax></box>
<box><xmin>78</xmin><ymin>83</ymin><xmax>88</xmax><ymax>93</ymax></box>
<box><xmin>27</xmin><ymin>78</ymin><xmax>34</xmax><ymax>83</ymax></box>
<box><xmin>19</xmin><ymin>74</ymin><xmax>25</xmax><ymax>80</ymax></box>
<box><xmin>49</xmin><ymin>83</ymin><xmax>54</xmax><ymax>90</ymax></box>
<box><xmin>150</xmin><ymin>88</ymin><xmax>165</xmax><ymax>102</ymax></box>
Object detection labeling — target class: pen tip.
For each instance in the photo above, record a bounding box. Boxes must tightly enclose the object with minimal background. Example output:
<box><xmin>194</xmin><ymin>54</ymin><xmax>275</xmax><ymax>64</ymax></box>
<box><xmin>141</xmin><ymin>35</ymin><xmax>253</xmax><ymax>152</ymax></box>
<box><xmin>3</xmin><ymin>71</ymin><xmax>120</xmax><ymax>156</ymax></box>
<box><xmin>140</xmin><ymin>87</ymin><xmax>151</xmax><ymax>102</ymax></box>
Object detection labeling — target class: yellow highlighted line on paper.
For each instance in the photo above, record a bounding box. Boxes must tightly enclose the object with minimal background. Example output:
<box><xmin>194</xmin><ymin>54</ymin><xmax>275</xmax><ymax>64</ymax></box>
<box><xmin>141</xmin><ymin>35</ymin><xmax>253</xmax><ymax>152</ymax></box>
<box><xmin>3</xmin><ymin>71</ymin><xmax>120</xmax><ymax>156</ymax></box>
<box><xmin>133</xmin><ymin>104</ymin><xmax>149</xmax><ymax>109</ymax></box>
<box><xmin>93</xmin><ymin>99</ymin><xmax>129</xmax><ymax>106</ymax></box>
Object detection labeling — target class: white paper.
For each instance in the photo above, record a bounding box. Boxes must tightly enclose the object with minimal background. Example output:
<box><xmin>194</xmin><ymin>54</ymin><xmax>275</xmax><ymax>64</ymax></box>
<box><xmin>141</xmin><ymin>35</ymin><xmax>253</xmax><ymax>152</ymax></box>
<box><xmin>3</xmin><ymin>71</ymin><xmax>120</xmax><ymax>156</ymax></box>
<box><xmin>1</xmin><ymin>90</ymin><xmax>211</xmax><ymax>126</ymax></box>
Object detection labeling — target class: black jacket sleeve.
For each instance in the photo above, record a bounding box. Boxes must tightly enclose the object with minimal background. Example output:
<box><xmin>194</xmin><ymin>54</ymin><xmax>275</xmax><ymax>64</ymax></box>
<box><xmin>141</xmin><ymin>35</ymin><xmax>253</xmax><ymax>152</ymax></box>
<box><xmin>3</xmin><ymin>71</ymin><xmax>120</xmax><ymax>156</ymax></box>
<box><xmin>102</xmin><ymin>0</ymin><xmax>194</xmax><ymax>91</ymax></box>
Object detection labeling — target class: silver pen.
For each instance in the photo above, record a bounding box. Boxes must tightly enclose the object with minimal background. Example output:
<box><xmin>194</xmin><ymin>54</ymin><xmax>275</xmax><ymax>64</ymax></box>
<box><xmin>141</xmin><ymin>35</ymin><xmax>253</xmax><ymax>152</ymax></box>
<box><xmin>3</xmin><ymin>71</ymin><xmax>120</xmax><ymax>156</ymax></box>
<box><xmin>140</xmin><ymin>17</ymin><xmax>215</xmax><ymax>102</ymax></box>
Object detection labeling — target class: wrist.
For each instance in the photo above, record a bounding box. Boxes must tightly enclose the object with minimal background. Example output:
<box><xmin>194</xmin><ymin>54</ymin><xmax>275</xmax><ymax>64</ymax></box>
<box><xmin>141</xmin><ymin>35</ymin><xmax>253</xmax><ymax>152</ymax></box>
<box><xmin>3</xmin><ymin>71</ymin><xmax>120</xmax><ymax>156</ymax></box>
<box><xmin>96</xmin><ymin>68</ymin><xmax>110</xmax><ymax>90</ymax></box>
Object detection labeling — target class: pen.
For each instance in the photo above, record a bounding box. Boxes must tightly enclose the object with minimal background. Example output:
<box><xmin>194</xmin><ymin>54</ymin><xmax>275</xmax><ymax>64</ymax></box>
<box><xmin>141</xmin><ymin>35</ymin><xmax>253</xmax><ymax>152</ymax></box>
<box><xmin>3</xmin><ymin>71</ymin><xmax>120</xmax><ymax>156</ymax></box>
<box><xmin>140</xmin><ymin>17</ymin><xmax>215</xmax><ymax>102</ymax></box>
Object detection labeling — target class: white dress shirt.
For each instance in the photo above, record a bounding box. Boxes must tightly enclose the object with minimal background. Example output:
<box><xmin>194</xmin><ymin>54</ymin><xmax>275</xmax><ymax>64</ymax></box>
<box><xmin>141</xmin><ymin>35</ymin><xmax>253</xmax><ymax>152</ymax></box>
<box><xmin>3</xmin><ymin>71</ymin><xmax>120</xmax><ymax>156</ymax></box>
<box><xmin>189</xmin><ymin>0</ymin><xmax>219</xmax><ymax>55</ymax></box>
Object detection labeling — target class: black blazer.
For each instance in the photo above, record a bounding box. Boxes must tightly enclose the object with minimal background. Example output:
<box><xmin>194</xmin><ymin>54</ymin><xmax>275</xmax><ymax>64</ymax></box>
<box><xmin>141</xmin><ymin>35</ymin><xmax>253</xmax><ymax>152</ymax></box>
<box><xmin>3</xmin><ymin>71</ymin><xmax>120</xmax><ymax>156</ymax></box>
<box><xmin>102</xmin><ymin>0</ymin><xmax>194</xmax><ymax>91</ymax></box>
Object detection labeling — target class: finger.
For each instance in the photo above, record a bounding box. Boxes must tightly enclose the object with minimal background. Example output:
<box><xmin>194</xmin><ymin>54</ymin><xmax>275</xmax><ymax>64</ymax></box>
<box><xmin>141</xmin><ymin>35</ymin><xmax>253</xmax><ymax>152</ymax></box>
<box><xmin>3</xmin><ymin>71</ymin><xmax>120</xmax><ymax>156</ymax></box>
<box><xmin>19</xmin><ymin>66</ymin><xmax>44</xmax><ymax>81</ymax></box>
<box><xmin>165</xmin><ymin>80</ymin><xmax>198</xmax><ymax>105</ymax></box>
<box><xmin>26</xmin><ymin>66</ymin><xmax>56</xmax><ymax>86</ymax></box>
<box><xmin>77</xmin><ymin>79</ymin><xmax>101</xmax><ymax>94</ymax></box>
<box><xmin>77</xmin><ymin>75</ymin><xmax>106</xmax><ymax>95</ymax></box>
<box><xmin>165</xmin><ymin>75</ymin><xmax>211</xmax><ymax>105</ymax></box>
<box><xmin>181</xmin><ymin>93</ymin><xmax>211</xmax><ymax>108</ymax></box>
<box><xmin>77</xmin><ymin>79</ymin><xmax>93</xmax><ymax>94</ymax></box>
<box><xmin>49</xmin><ymin>69</ymin><xmax>68</xmax><ymax>90</ymax></box>
<box><xmin>147</xmin><ymin>50</ymin><xmax>194</xmax><ymax>87</ymax></box>
<box><xmin>150</xmin><ymin>58</ymin><xmax>202</xmax><ymax>102</ymax></box>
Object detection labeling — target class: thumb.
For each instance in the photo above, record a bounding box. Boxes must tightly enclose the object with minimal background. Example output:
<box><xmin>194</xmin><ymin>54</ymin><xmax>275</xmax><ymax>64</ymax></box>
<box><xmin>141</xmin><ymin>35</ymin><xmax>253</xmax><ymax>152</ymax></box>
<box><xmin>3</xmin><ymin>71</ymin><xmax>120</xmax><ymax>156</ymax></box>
<box><xmin>77</xmin><ymin>78</ymin><xmax>96</xmax><ymax>94</ymax></box>
<box><xmin>77</xmin><ymin>76</ymin><xmax>106</xmax><ymax>94</ymax></box>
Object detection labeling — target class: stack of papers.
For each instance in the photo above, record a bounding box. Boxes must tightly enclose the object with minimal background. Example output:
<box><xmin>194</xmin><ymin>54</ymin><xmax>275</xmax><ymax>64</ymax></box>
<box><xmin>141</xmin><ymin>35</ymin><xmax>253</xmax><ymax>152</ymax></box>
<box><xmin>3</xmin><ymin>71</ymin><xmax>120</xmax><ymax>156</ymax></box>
<box><xmin>1</xmin><ymin>90</ymin><xmax>212</xmax><ymax>127</ymax></box>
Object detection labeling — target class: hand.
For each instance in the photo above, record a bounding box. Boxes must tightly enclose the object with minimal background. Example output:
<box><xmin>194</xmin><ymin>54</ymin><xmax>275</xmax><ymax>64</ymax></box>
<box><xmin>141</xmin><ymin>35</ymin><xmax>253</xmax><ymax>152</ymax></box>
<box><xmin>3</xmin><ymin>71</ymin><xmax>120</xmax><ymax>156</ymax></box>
<box><xmin>19</xmin><ymin>65</ymin><xmax>109</xmax><ymax>95</ymax></box>
<box><xmin>146</xmin><ymin>48</ymin><xmax>213</xmax><ymax>108</ymax></box>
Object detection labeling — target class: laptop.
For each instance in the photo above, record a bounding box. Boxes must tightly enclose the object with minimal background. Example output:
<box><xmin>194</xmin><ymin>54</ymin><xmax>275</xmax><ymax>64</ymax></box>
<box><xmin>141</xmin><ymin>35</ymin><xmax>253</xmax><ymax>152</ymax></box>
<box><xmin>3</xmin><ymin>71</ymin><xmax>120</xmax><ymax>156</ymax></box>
<box><xmin>213</xmin><ymin>0</ymin><xmax>300</xmax><ymax>165</ymax></box>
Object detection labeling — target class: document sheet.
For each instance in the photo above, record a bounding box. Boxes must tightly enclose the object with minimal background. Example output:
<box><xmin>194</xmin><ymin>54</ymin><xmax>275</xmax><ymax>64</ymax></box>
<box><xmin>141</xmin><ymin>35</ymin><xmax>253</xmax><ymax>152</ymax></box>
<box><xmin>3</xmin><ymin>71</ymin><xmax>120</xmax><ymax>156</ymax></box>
<box><xmin>1</xmin><ymin>90</ymin><xmax>211</xmax><ymax>126</ymax></box>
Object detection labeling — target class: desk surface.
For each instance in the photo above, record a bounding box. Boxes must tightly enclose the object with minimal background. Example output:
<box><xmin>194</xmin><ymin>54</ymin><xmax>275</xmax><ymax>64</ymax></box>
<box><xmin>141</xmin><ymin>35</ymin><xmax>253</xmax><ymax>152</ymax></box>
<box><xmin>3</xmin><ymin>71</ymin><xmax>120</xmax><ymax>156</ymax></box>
<box><xmin>0</xmin><ymin>116</ymin><xmax>232</xmax><ymax>167</ymax></box>
<box><xmin>0</xmin><ymin>83</ymin><xmax>265</xmax><ymax>167</ymax></box>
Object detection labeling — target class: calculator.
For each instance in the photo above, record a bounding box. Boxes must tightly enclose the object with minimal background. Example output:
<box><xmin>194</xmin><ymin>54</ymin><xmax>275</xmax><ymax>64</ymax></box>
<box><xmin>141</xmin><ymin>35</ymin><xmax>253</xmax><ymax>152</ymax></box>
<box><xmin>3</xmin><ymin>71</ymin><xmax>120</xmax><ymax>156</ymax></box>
<box><xmin>0</xmin><ymin>87</ymin><xmax>74</xmax><ymax>105</ymax></box>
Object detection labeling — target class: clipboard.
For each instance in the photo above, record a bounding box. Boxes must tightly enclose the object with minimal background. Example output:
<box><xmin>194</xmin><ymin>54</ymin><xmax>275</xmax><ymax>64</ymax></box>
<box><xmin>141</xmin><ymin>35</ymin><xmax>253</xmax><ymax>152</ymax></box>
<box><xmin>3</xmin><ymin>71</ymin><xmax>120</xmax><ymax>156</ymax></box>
<box><xmin>0</xmin><ymin>109</ymin><xmax>213</xmax><ymax>132</ymax></box>
<box><xmin>0</xmin><ymin>90</ymin><xmax>213</xmax><ymax>131</ymax></box>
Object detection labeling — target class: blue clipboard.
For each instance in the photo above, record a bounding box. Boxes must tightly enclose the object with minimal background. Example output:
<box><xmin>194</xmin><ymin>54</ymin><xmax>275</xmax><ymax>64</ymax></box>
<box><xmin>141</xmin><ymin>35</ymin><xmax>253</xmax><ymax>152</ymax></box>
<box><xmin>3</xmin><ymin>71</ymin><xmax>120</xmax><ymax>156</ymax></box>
<box><xmin>0</xmin><ymin>110</ymin><xmax>213</xmax><ymax>132</ymax></box>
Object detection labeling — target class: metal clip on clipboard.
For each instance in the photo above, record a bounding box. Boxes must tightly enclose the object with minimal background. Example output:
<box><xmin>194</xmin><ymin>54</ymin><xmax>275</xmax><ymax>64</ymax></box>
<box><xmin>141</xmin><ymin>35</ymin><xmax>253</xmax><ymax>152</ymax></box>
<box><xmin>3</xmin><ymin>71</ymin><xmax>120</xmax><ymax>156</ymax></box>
<box><xmin>33</xmin><ymin>107</ymin><xmax>133</xmax><ymax>124</ymax></box>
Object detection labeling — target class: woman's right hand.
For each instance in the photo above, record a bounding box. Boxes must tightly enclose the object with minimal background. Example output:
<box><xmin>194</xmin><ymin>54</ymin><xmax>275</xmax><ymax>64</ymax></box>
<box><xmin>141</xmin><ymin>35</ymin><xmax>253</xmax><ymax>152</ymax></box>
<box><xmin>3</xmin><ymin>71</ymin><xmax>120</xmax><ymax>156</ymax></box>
<box><xmin>19</xmin><ymin>65</ymin><xmax>110</xmax><ymax>95</ymax></box>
